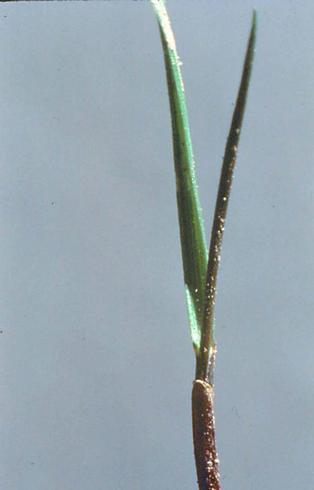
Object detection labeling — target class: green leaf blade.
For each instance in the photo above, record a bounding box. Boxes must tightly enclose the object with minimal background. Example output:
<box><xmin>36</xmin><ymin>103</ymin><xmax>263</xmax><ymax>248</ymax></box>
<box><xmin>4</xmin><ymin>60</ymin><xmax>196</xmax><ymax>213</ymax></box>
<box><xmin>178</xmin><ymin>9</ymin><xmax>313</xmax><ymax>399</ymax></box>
<box><xmin>151</xmin><ymin>0</ymin><xmax>207</xmax><ymax>351</ymax></box>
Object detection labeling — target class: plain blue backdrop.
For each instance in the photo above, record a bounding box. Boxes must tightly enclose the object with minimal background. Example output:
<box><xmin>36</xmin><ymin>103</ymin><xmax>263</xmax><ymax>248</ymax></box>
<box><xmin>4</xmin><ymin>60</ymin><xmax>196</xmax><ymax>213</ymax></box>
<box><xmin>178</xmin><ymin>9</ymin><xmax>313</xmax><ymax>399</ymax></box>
<box><xmin>1</xmin><ymin>1</ymin><xmax>314</xmax><ymax>489</ymax></box>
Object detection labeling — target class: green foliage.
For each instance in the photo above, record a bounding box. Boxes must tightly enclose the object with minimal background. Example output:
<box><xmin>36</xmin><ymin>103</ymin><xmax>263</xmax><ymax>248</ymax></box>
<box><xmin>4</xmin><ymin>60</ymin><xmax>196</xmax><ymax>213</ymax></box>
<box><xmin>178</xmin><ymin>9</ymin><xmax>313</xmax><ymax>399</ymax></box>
<box><xmin>151</xmin><ymin>1</ymin><xmax>256</xmax><ymax>368</ymax></box>
<box><xmin>151</xmin><ymin>0</ymin><xmax>207</xmax><ymax>352</ymax></box>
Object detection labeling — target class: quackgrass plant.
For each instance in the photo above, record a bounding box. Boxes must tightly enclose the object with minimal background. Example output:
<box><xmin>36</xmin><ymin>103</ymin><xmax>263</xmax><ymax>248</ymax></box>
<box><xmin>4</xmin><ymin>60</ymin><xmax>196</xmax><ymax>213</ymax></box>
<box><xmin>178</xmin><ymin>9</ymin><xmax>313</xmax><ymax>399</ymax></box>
<box><xmin>151</xmin><ymin>2</ymin><xmax>257</xmax><ymax>489</ymax></box>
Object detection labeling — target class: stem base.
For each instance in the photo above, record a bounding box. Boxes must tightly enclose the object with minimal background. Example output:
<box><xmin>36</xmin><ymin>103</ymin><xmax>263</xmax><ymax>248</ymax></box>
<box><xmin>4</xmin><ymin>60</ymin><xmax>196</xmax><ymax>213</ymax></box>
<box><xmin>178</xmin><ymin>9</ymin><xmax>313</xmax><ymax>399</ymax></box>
<box><xmin>192</xmin><ymin>380</ymin><xmax>221</xmax><ymax>490</ymax></box>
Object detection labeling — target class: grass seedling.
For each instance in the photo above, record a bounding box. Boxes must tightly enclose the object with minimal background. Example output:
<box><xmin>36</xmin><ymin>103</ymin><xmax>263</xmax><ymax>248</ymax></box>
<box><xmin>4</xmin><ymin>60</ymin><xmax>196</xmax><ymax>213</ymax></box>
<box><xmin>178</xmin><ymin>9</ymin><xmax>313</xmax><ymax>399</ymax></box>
<box><xmin>151</xmin><ymin>2</ymin><xmax>257</xmax><ymax>489</ymax></box>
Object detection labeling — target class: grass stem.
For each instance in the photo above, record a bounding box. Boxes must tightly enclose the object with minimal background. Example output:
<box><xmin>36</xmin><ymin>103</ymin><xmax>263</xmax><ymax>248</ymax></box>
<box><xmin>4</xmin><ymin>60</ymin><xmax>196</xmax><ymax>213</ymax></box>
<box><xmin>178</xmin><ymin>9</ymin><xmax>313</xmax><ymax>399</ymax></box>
<box><xmin>151</xmin><ymin>3</ymin><xmax>256</xmax><ymax>489</ymax></box>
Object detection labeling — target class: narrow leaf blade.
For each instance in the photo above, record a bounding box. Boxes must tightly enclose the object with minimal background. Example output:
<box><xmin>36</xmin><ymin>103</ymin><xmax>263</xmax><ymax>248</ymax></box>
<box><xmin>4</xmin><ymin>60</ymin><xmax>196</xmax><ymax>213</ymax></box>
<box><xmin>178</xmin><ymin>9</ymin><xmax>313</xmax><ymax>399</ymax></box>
<box><xmin>151</xmin><ymin>0</ymin><xmax>207</xmax><ymax>351</ymax></box>
<box><xmin>198</xmin><ymin>11</ymin><xmax>257</xmax><ymax>380</ymax></box>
